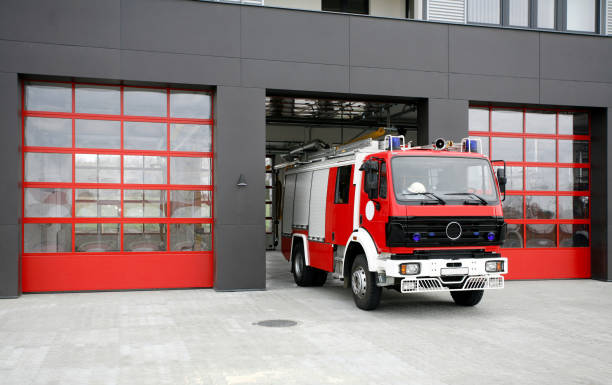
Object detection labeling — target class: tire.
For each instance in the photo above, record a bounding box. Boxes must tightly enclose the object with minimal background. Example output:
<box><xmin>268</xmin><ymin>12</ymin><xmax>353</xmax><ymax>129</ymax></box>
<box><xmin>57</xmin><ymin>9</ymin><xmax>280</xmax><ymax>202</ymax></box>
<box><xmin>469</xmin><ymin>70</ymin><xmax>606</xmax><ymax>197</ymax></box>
<box><xmin>292</xmin><ymin>243</ymin><xmax>327</xmax><ymax>287</ymax></box>
<box><xmin>450</xmin><ymin>290</ymin><xmax>484</xmax><ymax>306</ymax></box>
<box><xmin>350</xmin><ymin>254</ymin><xmax>382</xmax><ymax>310</ymax></box>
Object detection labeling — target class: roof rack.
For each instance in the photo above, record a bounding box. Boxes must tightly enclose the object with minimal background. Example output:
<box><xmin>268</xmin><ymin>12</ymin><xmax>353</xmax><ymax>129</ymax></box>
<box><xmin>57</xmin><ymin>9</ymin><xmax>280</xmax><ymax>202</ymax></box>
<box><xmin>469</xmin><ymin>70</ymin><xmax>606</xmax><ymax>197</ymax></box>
<box><xmin>274</xmin><ymin>138</ymin><xmax>379</xmax><ymax>170</ymax></box>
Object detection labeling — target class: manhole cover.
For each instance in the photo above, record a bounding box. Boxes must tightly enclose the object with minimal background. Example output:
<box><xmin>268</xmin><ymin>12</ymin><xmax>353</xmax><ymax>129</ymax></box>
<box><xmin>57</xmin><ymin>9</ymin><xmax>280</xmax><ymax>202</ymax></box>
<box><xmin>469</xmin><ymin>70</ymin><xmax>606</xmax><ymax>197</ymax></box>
<box><xmin>254</xmin><ymin>319</ymin><xmax>298</xmax><ymax>328</ymax></box>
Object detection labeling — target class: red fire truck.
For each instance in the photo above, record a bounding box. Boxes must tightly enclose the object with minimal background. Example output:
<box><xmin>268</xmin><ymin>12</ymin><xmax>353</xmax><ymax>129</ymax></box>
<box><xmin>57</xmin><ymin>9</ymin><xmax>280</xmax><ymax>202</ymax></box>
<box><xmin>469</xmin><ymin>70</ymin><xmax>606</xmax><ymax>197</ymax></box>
<box><xmin>278</xmin><ymin>136</ymin><xmax>508</xmax><ymax>310</ymax></box>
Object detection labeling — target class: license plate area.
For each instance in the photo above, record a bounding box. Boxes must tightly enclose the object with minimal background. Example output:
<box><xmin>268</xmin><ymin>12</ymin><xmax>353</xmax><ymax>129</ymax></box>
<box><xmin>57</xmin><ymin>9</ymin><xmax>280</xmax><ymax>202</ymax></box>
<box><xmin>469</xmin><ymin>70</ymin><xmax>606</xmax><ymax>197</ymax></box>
<box><xmin>440</xmin><ymin>267</ymin><xmax>469</xmax><ymax>276</ymax></box>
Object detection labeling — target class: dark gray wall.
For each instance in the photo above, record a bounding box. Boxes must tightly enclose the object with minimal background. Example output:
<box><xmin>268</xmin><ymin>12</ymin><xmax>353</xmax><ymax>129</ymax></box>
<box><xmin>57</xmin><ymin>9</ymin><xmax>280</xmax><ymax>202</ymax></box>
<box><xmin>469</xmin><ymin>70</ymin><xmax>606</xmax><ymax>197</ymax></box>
<box><xmin>214</xmin><ymin>86</ymin><xmax>266</xmax><ymax>290</ymax></box>
<box><xmin>0</xmin><ymin>0</ymin><xmax>611</xmax><ymax>296</ymax></box>
<box><xmin>608</xmin><ymin>108</ymin><xmax>612</xmax><ymax>281</ymax></box>
<box><xmin>0</xmin><ymin>72</ymin><xmax>20</xmax><ymax>298</ymax></box>
<box><xmin>591</xmin><ymin>109</ymin><xmax>608</xmax><ymax>281</ymax></box>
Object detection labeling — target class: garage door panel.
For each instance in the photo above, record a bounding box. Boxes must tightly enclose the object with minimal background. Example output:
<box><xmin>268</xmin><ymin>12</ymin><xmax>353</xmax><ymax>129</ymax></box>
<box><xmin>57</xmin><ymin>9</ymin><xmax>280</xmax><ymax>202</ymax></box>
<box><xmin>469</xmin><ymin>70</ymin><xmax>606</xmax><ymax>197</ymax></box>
<box><xmin>22</xmin><ymin>80</ymin><xmax>215</xmax><ymax>292</ymax></box>
<box><xmin>470</xmin><ymin>106</ymin><xmax>591</xmax><ymax>279</ymax></box>
<box><xmin>22</xmin><ymin>253</ymin><xmax>214</xmax><ymax>292</ymax></box>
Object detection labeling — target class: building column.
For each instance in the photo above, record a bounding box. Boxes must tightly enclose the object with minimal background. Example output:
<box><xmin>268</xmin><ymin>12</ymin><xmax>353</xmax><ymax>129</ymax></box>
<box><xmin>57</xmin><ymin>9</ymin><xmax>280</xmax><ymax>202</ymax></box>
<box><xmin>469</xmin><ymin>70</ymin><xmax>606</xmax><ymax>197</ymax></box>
<box><xmin>214</xmin><ymin>86</ymin><xmax>266</xmax><ymax>290</ymax></box>
<box><xmin>417</xmin><ymin>98</ymin><xmax>469</xmax><ymax>145</ymax></box>
<box><xmin>608</xmin><ymin>107</ymin><xmax>612</xmax><ymax>281</ymax></box>
<box><xmin>0</xmin><ymin>72</ymin><xmax>21</xmax><ymax>298</ymax></box>
<box><xmin>591</xmin><ymin>107</ymin><xmax>610</xmax><ymax>281</ymax></box>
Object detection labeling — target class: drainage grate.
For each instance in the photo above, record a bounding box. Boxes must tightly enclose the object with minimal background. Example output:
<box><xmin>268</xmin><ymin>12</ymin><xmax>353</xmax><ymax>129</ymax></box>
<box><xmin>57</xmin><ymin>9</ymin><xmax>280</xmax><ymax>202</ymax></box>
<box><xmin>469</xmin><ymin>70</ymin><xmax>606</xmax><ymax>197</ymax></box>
<box><xmin>254</xmin><ymin>319</ymin><xmax>298</xmax><ymax>328</ymax></box>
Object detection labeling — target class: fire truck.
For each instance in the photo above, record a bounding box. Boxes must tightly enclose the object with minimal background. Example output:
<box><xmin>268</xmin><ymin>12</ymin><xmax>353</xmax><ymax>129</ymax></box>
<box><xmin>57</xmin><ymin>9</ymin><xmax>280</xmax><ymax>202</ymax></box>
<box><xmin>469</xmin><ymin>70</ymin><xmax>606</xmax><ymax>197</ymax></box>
<box><xmin>277</xmin><ymin>136</ymin><xmax>508</xmax><ymax>310</ymax></box>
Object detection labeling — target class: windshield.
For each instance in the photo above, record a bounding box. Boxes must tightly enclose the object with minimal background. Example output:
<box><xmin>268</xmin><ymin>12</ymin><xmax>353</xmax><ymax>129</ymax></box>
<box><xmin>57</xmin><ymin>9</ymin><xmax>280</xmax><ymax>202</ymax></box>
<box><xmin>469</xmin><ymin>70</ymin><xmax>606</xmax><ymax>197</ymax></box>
<box><xmin>391</xmin><ymin>156</ymin><xmax>499</xmax><ymax>204</ymax></box>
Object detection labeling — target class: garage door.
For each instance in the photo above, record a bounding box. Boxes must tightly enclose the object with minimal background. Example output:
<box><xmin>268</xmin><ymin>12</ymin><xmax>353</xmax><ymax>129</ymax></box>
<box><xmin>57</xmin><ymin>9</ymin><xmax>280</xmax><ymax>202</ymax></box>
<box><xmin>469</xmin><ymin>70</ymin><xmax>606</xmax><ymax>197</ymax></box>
<box><xmin>22</xmin><ymin>81</ymin><xmax>214</xmax><ymax>292</ymax></box>
<box><xmin>470</xmin><ymin>106</ymin><xmax>590</xmax><ymax>279</ymax></box>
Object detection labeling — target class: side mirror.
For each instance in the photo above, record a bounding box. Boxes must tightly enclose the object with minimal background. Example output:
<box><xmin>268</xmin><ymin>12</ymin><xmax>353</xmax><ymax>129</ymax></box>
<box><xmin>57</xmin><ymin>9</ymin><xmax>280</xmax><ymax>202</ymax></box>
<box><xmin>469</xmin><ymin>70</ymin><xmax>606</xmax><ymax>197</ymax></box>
<box><xmin>365</xmin><ymin>171</ymin><xmax>379</xmax><ymax>199</ymax></box>
<box><xmin>492</xmin><ymin>160</ymin><xmax>507</xmax><ymax>201</ymax></box>
<box><xmin>497</xmin><ymin>168</ymin><xmax>507</xmax><ymax>193</ymax></box>
<box><xmin>359</xmin><ymin>160</ymin><xmax>378</xmax><ymax>172</ymax></box>
<box><xmin>360</xmin><ymin>160</ymin><xmax>379</xmax><ymax>200</ymax></box>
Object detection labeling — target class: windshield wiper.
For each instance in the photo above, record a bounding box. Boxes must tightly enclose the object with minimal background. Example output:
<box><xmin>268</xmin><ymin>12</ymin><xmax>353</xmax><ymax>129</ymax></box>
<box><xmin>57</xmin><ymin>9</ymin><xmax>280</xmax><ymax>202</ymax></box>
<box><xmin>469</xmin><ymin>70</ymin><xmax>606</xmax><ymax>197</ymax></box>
<box><xmin>444</xmin><ymin>192</ymin><xmax>488</xmax><ymax>205</ymax></box>
<box><xmin>402</xmin><ymin>192</ymin><xmax>446</xmax><ymax>205</ymax></box>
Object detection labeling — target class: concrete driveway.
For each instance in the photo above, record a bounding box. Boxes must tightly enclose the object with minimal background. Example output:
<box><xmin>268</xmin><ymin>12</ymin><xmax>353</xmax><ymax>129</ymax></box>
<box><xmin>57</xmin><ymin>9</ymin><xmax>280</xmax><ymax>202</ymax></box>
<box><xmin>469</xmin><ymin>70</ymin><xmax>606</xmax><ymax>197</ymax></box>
<box><xmin>1</xmin><ymin>251</ymin><xmax>611</xmax><ymax>385</ymax></box>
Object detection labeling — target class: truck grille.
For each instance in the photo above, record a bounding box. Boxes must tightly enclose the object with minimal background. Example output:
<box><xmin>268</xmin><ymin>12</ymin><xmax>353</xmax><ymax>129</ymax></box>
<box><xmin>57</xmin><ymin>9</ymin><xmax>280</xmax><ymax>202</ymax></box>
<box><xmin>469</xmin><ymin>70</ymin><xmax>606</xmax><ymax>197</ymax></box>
<box><xmin>400</xmin><ymin>276</ymin><xmax>504</xmax><ymax>293</ymax></box>
<box><xmin>386</xmin><ymin>216</ymin><xmax>506</xmax><ymax>247</ymax></box>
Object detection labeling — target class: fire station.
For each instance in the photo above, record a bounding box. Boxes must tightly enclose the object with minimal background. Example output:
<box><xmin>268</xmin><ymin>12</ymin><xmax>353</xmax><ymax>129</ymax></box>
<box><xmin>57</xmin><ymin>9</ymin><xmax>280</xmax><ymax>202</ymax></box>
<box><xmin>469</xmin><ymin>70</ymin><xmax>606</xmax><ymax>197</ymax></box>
<box><xmin>0</xmin><ymin>0</ymin><xmax>611</xmax><ymax>298</ymax></box>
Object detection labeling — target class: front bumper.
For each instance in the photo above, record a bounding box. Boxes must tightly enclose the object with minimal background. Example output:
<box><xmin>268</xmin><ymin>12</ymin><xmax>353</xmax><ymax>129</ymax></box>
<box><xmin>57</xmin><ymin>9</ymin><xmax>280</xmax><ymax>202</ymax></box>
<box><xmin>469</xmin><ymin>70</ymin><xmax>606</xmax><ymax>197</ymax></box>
<box><xmin>376</xmin><ymin>256</ymin><xmax>507</xmax><ymax>293</ymax></box>
<box><xmin>398</xmin><ymin>275</ymin><xmax>504</xmax><ymax>293</ymax></box>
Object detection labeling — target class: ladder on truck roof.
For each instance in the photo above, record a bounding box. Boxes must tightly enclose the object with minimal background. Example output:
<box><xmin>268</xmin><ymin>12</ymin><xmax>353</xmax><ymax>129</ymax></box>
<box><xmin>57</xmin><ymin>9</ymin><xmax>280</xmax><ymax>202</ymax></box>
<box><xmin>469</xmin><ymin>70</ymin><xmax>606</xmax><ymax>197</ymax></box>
<box><xmin>274</xmin><ymin>138</ymin><xmax>380</xmax><ymax>170</ymax></box>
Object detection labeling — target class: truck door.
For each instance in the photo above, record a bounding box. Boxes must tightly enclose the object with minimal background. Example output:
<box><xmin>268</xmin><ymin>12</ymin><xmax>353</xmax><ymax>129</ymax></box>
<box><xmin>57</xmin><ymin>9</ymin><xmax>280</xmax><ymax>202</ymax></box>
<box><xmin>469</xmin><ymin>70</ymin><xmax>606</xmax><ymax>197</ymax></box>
<box><xmin>359</xmin><ymin>159</ymin><xmax>389</xmax><ymax>248</ymax></box>
<box><xmin>326</xmin><ymin>165</ymin><xmax>354</xmax><ymax>245</ymax></box>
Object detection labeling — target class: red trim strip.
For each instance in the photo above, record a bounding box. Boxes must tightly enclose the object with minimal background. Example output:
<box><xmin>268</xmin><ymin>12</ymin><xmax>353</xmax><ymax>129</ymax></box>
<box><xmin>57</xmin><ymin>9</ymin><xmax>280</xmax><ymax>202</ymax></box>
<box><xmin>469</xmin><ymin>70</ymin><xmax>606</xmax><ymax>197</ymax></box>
<box><xmin>24</xmin><ymin>146</ymin><xmax>212</xmax><ymax>157</ymax></box>
<box><xmin>24</xmin><ymin>217</ymin><xmax>213</xmax><ymax>224</ymax></box>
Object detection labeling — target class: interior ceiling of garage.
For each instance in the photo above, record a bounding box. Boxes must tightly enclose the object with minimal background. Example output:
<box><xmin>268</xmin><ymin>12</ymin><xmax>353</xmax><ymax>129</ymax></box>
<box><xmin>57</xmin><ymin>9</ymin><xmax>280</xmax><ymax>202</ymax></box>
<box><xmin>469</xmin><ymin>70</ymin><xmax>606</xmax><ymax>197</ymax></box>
<box><xmin>265</xmin><ymin>96</ymin><xmax>418</xmax><ymax>154</ymax></box>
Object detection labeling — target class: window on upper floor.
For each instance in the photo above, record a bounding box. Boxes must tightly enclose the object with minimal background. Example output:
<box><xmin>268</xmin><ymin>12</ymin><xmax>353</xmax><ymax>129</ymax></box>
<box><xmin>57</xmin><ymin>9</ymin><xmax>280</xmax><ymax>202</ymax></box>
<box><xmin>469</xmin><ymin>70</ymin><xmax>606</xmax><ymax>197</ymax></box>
<box><xmin>407</xmin><ymin>0</ymin><xmax>425</xmax><ymax>20</ymax></box>
<box><xmin>322</xmin><ymin>0</ymin><xmax>369</xmax><ymax>15</ymax></box>
<box><xmin>464</xmin><ymin>0</ymin><xmax>601</xmax><ymax>33</ymax></box>
<box><xmin>566</xmin><ymin>0</ymin><xmax>597</xmax><ymax>32</ymax></box>
<box><xmin>468</xmin><ymin>0</ymin><xmax>501</xmax><ymax>24</ymax></box>
<box><xmin>537</xmin><ymin>0</ymin><xmax>557</xmax><ymax>29</ymax></box>
<box><xmin>508</xmin><ymin>0</ymin><xmax>529</xmax><ymax>27</ymax></box>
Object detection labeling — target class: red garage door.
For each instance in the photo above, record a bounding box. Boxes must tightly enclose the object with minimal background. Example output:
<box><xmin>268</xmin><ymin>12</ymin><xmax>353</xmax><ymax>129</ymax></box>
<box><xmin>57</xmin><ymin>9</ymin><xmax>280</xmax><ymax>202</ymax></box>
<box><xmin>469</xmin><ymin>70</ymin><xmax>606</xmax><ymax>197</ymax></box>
<box><xmin>21</xmin><ymin>81</ymin><xmax>214</xmax><ymax>292</ymax></box>
<box><xmin>469</xmin><ymin>106</ymin><xmax>590</xmax><ymax>279</ymax></box>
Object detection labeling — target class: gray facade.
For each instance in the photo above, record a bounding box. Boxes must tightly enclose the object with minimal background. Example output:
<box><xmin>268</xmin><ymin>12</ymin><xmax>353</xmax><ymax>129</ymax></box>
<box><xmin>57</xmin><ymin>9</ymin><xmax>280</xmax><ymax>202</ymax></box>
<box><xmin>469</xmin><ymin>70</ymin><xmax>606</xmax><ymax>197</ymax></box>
<box><xmin>0</xmin><ymin>0</ymin><xmax>611</xmax><ymax>297</ymax></box>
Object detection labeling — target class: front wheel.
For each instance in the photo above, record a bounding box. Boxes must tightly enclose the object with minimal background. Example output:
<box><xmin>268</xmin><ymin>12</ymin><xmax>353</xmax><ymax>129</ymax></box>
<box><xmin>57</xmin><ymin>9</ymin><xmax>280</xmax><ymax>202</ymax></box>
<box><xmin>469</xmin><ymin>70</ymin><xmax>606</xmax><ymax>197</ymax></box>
<box><xmin>450</xmin><ymin>290</ymin><xmax>484</xmax><ymax>306</ymax></box>
<box><xmin>350</xmin><ymin>255</ymin><xmax>382</xmax><ymax>310</ymax></box>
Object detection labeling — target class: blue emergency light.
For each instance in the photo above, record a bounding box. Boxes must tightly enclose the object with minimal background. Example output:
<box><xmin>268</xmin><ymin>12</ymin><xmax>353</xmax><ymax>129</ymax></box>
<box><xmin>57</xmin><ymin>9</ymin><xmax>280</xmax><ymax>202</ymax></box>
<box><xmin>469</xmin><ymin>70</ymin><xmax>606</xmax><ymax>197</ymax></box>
<box><xmin>390</xmin><ymin>137</ymin><xmax>401</xmax><ymax>150</ymax></box>
<box><xmin>463</xmin><ymin>139</ymin><xmax>478</xmax><ymax>153</ymax></box>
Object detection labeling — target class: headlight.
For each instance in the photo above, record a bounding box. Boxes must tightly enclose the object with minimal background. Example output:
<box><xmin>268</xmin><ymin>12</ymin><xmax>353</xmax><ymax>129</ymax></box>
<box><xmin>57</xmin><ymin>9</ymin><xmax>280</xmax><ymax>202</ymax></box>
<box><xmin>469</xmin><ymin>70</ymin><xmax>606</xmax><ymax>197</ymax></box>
<box><xmin>400</xmin><ymin>263</ymin><xmax>420</xmax><ymax>275</ymax></box>
<box><xmin>485</xmin><ymin>260</ymin><xmax>504</xmax><ymax>272</ymax></box>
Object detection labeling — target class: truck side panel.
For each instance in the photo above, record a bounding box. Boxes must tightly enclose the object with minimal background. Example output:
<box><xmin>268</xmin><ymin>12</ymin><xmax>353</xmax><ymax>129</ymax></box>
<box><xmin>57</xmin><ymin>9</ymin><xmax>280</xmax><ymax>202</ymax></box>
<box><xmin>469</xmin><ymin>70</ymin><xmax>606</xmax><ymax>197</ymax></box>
<box><xmin>308</xmin><ymin>169</ymin><xmax>329</xmax><ymax>240</ymax></box>
<box><xmin>308</xmin><ymin>241</ymin><xmax>334</xmax><ymax>272</ymax></box>
<box><xmin>281</xmin><ymin>235</ymin><xmax>291</xmax><ymax>261</ymax></box>
<box><xmin>293</xmin><ymin>171</ymin><xmax>313</xmax><ymax>229</ymax></box>
<box><xmin>282</xmin><ymin>174</ymin><xmax>296</xmax><ymax>235</ymax></box>
<box><xmin>326</xmin><ymin>165</ymin><xmax>355</xmax><ymax>246</ymax></box>
<box><xmin>325</xmin><ymin>168</ymin><xmax>337</xmax><ymax>244</ymax></box>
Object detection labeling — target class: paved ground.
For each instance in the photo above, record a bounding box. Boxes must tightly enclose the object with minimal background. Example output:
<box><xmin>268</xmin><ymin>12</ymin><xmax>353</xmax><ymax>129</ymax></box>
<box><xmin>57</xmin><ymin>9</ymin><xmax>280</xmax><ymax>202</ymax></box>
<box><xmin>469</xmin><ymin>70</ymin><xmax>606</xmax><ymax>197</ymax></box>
<box><xmin>1</xmin><ymin>251</ymin><xmax>612</xmax><ymax>385</ymax></box>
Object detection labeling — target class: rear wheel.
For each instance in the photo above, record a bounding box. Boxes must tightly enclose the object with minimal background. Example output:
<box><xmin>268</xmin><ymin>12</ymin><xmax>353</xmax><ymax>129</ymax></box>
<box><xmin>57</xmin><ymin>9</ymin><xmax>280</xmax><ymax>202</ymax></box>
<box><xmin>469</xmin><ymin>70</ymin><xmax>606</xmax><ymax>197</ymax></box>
<box><xmin>450</xmin><ymin>290</ymin><xmax>484</xmax><ymax>306</ymax></box>
<box><xmin>350</xmin><ymin>255</ymin><xmax>382</xmax><ymax>310</ymax></box>
<box><xmin>292</xmin><ymin>243</ymin><xmax>327</xmax><ymax>287</ymax></box>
